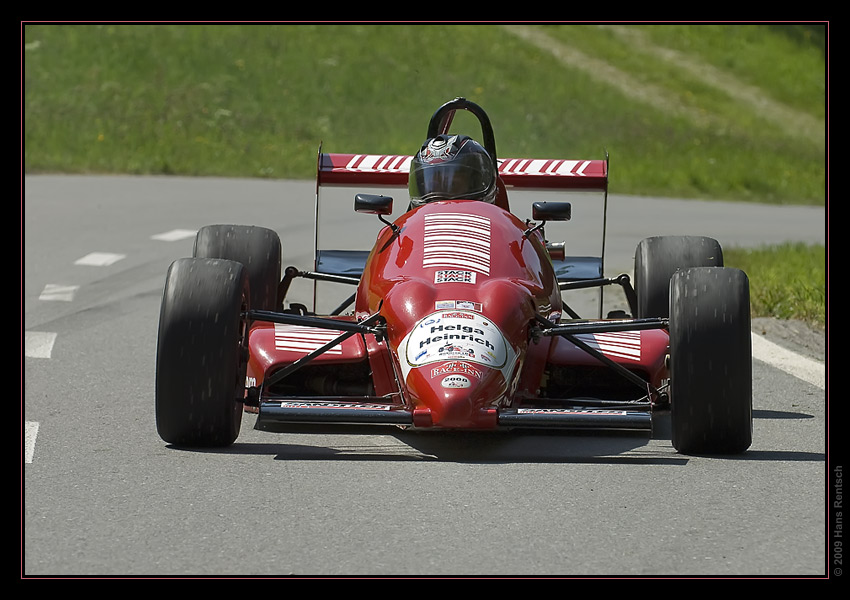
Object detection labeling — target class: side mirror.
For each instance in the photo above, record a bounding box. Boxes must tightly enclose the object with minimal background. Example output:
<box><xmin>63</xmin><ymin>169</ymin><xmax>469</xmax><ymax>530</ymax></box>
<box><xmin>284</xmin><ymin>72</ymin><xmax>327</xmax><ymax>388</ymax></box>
<box><xmin>355</xmin><ymin>193</ymin><xmax>398</xmax><ymax>234</ymax></box>
<box><xmin>532</xmin><ymin>201</ymin><xmax>571</xmax><ymax>222</ymax></box>
<box><xmin>355</xmin><ymin>193</ymin><xmax>393</xmax><ymax>215</ymax></box>
<box><xmin>525</xmin><ymin>201</ymin><xmax>572</xmax><ymax>238</ymax></box>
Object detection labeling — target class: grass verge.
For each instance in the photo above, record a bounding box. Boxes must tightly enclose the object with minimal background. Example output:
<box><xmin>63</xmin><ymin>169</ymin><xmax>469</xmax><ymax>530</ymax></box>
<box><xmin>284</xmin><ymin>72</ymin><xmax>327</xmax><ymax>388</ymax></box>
<box><xmin>725</xmin><ymin>243</ymin><xmax>825</xmax><ymax>329</ymax></box>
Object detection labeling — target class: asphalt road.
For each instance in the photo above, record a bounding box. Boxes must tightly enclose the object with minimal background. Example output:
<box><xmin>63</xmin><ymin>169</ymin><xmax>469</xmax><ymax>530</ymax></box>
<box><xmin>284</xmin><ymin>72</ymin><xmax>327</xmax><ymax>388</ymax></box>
<box><xmin>23</xmin><ymin>175</ymin><xmax>828</xmax><ymax>577</ymax></box>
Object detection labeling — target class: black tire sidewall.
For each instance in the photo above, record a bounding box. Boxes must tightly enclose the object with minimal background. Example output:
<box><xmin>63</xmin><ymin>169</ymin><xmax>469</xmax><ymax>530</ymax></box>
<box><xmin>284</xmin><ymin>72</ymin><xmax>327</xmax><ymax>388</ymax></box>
<box><xmin>194</xmin><ymin>224</ymin><xmax>281</xmax><ymax>311</ymax></box>
<box><xmin>155</xmin><ymin>258</ymin><xmax>249</xmax><ymax>447</ymax></box>
<box><xmin>669</xmin><ymin>267</ymin><xmax>752</xmax><ymax>454</ymax></box>
<box><xmin>635</xmin><ymin>236</ymin><xmax>723</xmax><ymax>318</ymax></box>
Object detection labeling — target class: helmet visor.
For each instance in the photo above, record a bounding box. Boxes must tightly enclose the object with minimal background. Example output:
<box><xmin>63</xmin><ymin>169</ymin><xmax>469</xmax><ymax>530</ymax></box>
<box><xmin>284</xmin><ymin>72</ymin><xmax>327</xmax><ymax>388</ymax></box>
<box><xmin>410</xmin><ymin>161</ymin><xmax>494</xmax><ymax>203</ymax></box>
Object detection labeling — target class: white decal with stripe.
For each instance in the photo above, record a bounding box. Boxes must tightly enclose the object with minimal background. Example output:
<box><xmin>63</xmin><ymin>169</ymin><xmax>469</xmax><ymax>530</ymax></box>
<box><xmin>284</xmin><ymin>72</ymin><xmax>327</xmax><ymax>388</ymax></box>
<box><xmin>274</xmin><ymin>324</ymin><xmax>344</xmax><ymax>355</ymax></box>
<box><xmin>500</xmin><ymin>158</ymin><xmax>594</xmax><ymax>177</ymax></box>
<box><xmin>344</xmin><ymin>154</ymin><xmax>412</xmax><ymax>173</ymax></box>
<box><xmin>332</xmin><ymin>155</ymin><xmax>600</xmax><ymax>179</ymax></box>
<box><xmin>575</xmin><ymin>331</ymin><xmax>641</xmax><ymax>361</ymax></box>
<box><xmin>423</xmin><ymin>213</ymin><xmax>491</xmax><ymax>275</ymax></box>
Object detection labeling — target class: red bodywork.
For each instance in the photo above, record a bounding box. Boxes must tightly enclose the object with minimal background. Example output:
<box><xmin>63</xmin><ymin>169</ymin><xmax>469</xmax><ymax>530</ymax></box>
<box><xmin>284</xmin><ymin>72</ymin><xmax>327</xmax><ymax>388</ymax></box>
<box><xmin>247</xmin><ymin>143</ymin><xmax>669</xmax><ymax>433</ymax></box>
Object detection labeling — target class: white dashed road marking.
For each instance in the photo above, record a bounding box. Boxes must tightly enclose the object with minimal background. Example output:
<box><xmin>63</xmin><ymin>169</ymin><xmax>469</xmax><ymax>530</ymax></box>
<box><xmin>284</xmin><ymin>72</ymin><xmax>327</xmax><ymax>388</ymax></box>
<box><xmin>74</xmin><ymin>252</ymin><xmax>126</xmax><ymax>266</ymax></box>
<box><xmin>25</xmin><ymin>331</ymin><xmax>57</xmax><ymax>358</ymax></box>
<box><xmin>25</xmin><ymin>421</ymin><xmax>39</xmax><ymax>464</ymax></box>
<box><xmin>39</xmin><ymin>283</ymin><xmax>79</xmax><ymax>302</ymax></box>
<box><xmin>26</xmin><ymin>236</ymin><xmax>191</xmax><ymax>463</ymax></box>
<box><xmin>151</xmin><ymin>229</ymin><xmax>197</xmax><ymax>242</ymax></box>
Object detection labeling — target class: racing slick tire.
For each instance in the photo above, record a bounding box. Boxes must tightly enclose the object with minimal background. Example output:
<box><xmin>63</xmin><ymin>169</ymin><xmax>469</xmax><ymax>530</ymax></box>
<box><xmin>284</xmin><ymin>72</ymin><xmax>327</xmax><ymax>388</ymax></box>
<box><xmin>155</xmin><ymin>258</ymin><xmax>249</xmax><ymax>447</ymax></box>
<box><xmin>634</xmin><ymin>236</ymin><xmax>723</xmax><ymax>318</ymax></box>
<box><xmin>669</xmin><ymin>267</ymin><xmax>752</xmax><ymax>455</ymax></box>
<box><xmin>193</xmin><ymin>224</ymin><xmax>282</xmax><ymax>311</ymax></box>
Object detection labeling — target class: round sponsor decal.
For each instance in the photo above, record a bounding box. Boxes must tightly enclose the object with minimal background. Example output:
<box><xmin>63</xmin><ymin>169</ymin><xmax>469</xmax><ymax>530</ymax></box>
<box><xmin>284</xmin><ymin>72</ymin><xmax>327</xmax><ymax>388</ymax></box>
<box><xmin>441</xmin><ymin>374</ymin><xmax>472</xmax><ymax>389</ymax></box>
<box><xmin>404</xmin><ymin>310</ymin><xmax>509</xmax><ymax>368</ymax></box>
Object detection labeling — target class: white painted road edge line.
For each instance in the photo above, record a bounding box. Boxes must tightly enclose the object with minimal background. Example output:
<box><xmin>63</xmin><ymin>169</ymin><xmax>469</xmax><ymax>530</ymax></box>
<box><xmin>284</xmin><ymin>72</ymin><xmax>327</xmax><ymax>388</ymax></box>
<box><xmin>751</xmin><ymin>332</ymin><xmax>825</xmax><ymax>390</ymax></box>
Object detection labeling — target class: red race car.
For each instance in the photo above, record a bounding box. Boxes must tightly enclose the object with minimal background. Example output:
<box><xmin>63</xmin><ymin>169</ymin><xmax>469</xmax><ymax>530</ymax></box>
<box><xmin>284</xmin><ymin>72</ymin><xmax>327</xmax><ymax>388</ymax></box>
<box><xmin>155</xmin><ymin>98</ymin><xmax>752</xmax><ymax>455</ymax></box>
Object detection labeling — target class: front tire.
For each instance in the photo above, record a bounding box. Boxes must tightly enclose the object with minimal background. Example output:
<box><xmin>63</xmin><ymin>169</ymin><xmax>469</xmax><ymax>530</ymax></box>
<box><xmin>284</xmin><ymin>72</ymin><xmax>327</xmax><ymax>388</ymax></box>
<box><xmin>669</xmin><ymin>267</ymin><xmax>752</xmax><ymax>454</ymax></box>
<box><xmin>155</xmin><ymin>258</ymin><xmax>249</xmax><ymax>447</ymax></box>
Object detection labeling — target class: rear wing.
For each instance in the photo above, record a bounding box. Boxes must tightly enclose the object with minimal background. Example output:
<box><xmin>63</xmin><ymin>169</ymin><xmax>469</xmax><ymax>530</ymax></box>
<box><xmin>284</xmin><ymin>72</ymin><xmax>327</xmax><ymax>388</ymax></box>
<box><xmin>317</xmin><ymin>152</ymin><xmax>608</xmax><ymax>192</ymax></box>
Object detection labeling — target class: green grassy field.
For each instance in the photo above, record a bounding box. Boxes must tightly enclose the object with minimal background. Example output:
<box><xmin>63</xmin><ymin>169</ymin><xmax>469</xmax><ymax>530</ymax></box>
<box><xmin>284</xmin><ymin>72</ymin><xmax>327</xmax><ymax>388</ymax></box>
<box><xmin>725</xmin><ymin>243</ymin><xmax>825</xmax><ymax>327</ymax></box>
<box><xmin>22</xmin><ymin>23</ymin><xmax>827</xmax><ymax>327</ymax></box>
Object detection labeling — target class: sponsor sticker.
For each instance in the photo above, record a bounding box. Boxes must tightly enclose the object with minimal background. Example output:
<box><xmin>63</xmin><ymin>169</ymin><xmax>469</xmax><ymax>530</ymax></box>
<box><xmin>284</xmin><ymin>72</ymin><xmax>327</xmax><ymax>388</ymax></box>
<box><xmin>434</xmin><ymin>300</ymin><xmax>483</xmax><ymax>312</ymax></box>
<box><xmin>456</xmin><ymin>300</ymin><xmax>482</xmax><ymax>311</ymax></box>
<box><xmin>430</xmin><ymin>361</ymin><xmax>483</xmax><ymax>380</ymax></box>
<box><xmin>435</xmin><ymin>270</ymin><xmax>476</xmax><ymax>284</ymax></box>
<box><xmin>516</xmin><ymin>408</ymin><xmax>630</xmax><ymax>415</ymax></box>
<box><xmin>441</xmin><ymin>375</ymin><xmax>472</xmax><ymax>389</ymax></box>
<box><xmin>278</xmin><ymin>402</ymin><xmax>392</xmax><ymax>411</ymax></box>
<box><xmin>403</xmin><ymin>310</ymin><xmax>508</xmax><ymax>368</ymax></box>
<box><xmin>440</xmin><ymin>311</ymin><xmax>474</xmax><ymax>320</ymax></box>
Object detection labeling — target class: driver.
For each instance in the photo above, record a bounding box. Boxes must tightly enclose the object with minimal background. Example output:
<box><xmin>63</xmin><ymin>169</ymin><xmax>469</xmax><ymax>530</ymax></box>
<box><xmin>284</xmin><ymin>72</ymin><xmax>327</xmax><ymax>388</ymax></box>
<box><xmin>408</xmin><ymin>134</ymin><xmax>497</xmax><ymax>208</ymax></box>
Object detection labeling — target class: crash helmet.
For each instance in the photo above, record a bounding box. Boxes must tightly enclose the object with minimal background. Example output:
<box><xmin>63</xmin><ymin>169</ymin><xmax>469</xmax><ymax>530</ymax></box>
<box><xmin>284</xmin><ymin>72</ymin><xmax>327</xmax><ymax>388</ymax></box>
<box><xmin>408</xmin><ymin>134</ymin><xmax>497</xmax><ymax>207</ymax></box>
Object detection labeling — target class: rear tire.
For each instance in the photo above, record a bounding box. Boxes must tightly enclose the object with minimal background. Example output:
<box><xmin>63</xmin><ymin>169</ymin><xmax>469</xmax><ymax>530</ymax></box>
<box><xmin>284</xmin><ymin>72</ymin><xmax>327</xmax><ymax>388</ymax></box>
<box><xmin>635</xmin><ymin>236</ymin><xmax>723</xmax><ymax>318</ymax></box>
<box><xmin>155</xmin><ymin>258</ymin><xmax>249</xmax><ymax>447</ymax></box>
<box><xmin>194</xmin><ymin>224</ymin><xmax>282</xmax><ymax>311</ymax></box>
<box><xmin>669</xmin><ymin>267</ymin><xmax>752</xmax><ymax>454</ymax></box>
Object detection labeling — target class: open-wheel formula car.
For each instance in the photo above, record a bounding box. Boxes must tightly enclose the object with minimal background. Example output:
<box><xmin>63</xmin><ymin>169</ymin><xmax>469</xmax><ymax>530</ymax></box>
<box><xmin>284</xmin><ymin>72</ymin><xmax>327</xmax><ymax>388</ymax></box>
<box><xmin>155</xmin><ymin>97</ymin><xmax>752</xmax><ymax>455</ymax></box>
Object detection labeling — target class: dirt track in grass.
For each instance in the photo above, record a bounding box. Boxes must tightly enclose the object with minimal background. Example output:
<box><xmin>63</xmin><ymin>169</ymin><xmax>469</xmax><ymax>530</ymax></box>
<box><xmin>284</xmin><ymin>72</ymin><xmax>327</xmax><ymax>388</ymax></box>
<box><xmin>503</xmin><ymin>24</ymin><xmax>825</xmax><ymax>148</ymax></box>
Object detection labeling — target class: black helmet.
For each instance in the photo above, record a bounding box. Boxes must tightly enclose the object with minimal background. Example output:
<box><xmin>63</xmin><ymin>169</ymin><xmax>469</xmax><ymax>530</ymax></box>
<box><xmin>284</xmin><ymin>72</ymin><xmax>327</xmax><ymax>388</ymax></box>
<box><xmin>408</xmin><ymin>134</ymin><xmax>497</xmax><ymax>207</ymax></box>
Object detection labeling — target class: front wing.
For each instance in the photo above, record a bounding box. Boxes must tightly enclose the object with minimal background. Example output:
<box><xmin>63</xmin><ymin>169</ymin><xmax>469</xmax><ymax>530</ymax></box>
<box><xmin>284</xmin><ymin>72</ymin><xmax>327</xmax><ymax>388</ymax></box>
<box><xmin>246</xmin><ymin>310</ymin><xmax>662</xmax><ymax>433</ymax></box>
